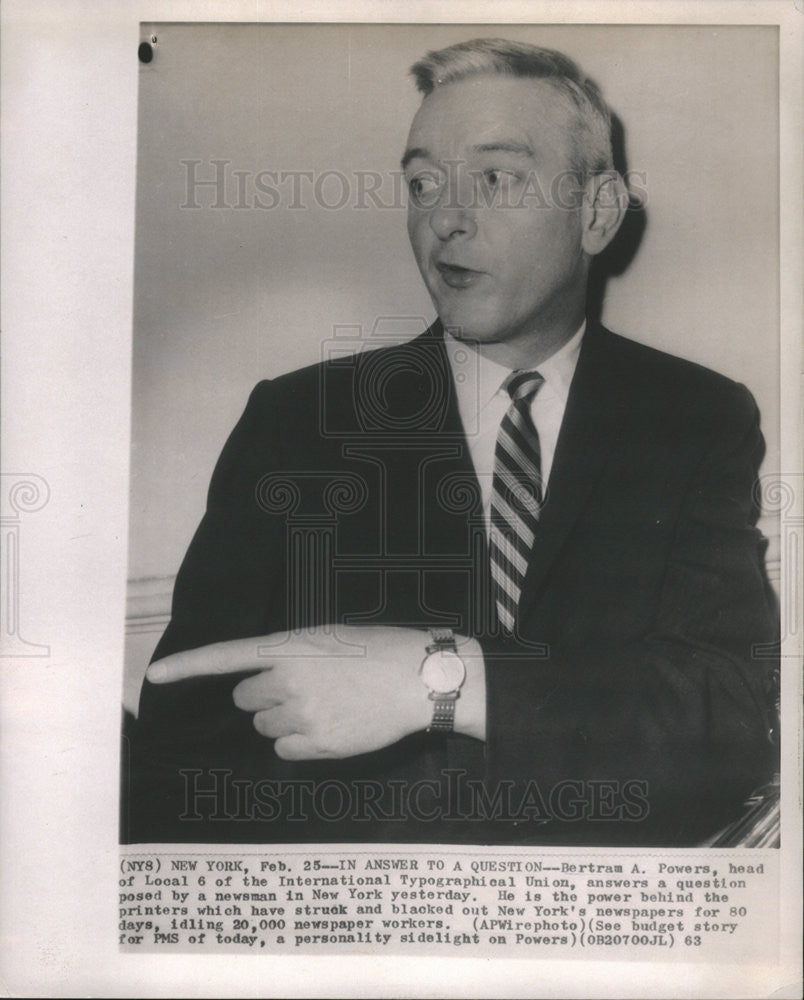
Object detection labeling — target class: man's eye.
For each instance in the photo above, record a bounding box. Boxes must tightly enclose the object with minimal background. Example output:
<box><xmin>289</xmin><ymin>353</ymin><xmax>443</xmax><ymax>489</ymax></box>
<box><xmin>408</xmin><ymin>172</ymin><xmax>442</xmax><ymax>206</ymax></box>
<box><xmin>484</xmin><ymin>168</ymin><xmax>517</xmax><ymax>189</ymax></box>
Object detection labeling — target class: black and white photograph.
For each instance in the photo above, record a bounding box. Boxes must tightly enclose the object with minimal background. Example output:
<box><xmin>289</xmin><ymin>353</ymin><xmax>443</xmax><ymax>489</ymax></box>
<box><xmin>122</xmin><ymin>23</ymin><xmax>780</xmax><ymax>849</ymax></box>
<box><xmin>1</xmin><ymin>3</ymin><xmax>801</xmax><ymax>997</ymax></box>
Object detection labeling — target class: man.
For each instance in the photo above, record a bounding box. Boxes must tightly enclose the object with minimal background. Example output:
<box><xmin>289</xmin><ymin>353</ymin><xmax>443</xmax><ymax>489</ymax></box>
<box><xmin>124</xmin><ymin>38</ymin><xmax>777</xmax><ymax>846</ymax></box>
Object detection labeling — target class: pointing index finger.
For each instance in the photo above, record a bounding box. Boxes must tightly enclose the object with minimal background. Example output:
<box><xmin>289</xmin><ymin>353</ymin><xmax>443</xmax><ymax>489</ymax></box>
<box><xmin>146</xmin><ymin>637</ymin><xmax>279</xmax><ymax>683</ymax></box>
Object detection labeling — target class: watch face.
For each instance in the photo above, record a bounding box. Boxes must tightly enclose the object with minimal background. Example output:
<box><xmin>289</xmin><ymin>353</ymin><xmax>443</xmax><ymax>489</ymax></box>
<box><xmin>420</xmin><ymin>649</ymin><xmax>466</xmax><ymax>694</ymax></box>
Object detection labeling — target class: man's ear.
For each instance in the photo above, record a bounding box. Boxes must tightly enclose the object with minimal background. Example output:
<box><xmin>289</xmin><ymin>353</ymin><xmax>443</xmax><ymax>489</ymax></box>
<box><xmin>580</xmin><ymin>171</ymin><xmax>628</xmax><ymax>256</ymax></box>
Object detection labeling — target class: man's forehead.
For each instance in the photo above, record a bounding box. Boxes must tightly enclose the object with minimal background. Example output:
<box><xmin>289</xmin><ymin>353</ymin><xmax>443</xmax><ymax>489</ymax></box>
<box><xmin>405</xmin><ymin>74</ymin><xmax>575</xmax><ymax>157</ymax></box>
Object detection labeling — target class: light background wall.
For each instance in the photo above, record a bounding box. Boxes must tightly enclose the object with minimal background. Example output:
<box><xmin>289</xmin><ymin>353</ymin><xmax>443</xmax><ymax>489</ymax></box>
<box><xmin>125</xmin><ymin>23</ymin><xmax>780</xmax><ymax>708</ymax></box>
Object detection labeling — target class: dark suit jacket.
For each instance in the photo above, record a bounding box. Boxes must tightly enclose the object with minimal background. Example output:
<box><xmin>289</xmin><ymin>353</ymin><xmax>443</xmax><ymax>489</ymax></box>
<box><xmin>123</xmin><ymin>321</ymin><xmax>777</xmax><ymax>846</ymax></box>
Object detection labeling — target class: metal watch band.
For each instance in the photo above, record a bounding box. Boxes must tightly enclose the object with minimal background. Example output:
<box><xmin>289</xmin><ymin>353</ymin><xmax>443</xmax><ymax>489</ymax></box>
<box><xmin>427</xmin><ymin>691</ymin><xmax>458</xmax><ymax>732</ymax></box>
<box><xmin>426</xmin><ymin>627</ymin><xmax>458</xmax><ymax>654</ymax></box>
<box><xmin>425</xmin><ymin>627</ymin><xmax>461</xmax><ymax>733</ymax></box>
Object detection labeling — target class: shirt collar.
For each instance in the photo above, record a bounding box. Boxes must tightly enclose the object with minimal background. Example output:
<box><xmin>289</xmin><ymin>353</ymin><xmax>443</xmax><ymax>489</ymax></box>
<box><xmin>445</xmin><ymin>320</ymin><xmax>586</xmax><ymax>414</ymax></box>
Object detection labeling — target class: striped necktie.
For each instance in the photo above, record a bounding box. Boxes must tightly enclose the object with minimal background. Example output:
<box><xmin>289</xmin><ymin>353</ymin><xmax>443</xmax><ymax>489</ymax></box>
<box><xmin>489</xmin><ymin>370</ymin><xmax>545</xmax><ymax>634</ymax></box>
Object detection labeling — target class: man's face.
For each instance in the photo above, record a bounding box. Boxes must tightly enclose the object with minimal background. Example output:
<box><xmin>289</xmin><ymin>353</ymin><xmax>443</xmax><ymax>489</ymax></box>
<box><xmin>404</xmin><ymin>75</ymin><xmax>589</xmax><ymax>353</ymax></box>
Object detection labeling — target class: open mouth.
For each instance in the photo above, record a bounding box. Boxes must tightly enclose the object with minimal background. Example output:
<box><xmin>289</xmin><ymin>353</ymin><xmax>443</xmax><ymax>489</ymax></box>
<box><xmin>435</xmin><ymin>262</ymin><xmax>483</xmax><ymax>289</ymax></box>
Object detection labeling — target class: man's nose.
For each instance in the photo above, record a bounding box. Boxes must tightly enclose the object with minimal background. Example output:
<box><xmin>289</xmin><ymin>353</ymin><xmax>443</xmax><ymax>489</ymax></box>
<box><xmin>428</xmin><ymin>180</ymin><xmax>478</xmax><ymax>241</ymax></box>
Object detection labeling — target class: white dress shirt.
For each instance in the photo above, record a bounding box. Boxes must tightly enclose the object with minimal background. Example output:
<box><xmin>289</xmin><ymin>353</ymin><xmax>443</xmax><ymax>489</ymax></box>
<box><xmin>444</xmin><ymin>322</ymin><xmax>585</xmax><ymax>532</ymax></box>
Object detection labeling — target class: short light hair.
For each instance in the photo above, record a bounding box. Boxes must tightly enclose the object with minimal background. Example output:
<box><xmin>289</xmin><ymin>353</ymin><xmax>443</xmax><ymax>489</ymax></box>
<box><xmin>410</xmin><ymin>38</ymin><xmax>614</xmax><ymax>180</ymax></box>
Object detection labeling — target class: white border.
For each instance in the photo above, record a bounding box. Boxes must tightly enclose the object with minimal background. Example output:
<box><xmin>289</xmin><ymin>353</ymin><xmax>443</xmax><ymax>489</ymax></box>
<box><xmin>1</xmin><ymin>2</ymin><xmax>801</xmax><ymax>997</ymax></box>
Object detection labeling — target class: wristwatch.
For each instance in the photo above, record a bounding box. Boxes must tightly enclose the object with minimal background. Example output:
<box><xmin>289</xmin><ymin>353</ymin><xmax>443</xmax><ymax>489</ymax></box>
<box><xmin>420</xmin><ymin>628</ymin><xmax>467</xmax><ymax>732</ymax></box>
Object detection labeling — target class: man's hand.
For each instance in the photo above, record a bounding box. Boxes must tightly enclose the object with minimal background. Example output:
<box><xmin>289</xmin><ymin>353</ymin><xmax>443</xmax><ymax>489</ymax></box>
<box><xmin>146</xmin><ymin>626</ymin><xmax>486</xmax><ymax>759</ymax></box>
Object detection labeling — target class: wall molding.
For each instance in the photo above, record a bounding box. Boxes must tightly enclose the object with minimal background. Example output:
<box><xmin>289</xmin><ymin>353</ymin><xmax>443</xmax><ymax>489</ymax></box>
<box><xmin>758</xmin><ymin>514</ymin><xmax>781</xmax><ymax>591</ymax></box>
<box><xmin>126</xmin><ymin>575</ymin><xmax>175</xmax><ymax>634</ymax></box>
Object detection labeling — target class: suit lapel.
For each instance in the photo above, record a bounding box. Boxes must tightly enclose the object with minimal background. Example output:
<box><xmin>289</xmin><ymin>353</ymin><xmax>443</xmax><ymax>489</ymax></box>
<box><xmin>516</xmin><ymin>323</ymin><xmax>636</xmax><ymax>620</ymax></box>
<box><xmin>383</xmin><ymin>323</ymin><xmax>636</xmax><ymax>632</ymax></box>
<box><xmin>411</xmin><ymin>327</ymin><xmax>487</xmax><ymax>564</ymax></box>
<box><xmin>410</xmin><ymin>328</ymin><xmax>491</xmax><ymax>632</ymax></box>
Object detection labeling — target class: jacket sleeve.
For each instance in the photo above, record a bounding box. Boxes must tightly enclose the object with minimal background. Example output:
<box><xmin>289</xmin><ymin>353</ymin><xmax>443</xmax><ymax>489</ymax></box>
<box><xmin>150</xmin><ymin>379</ymin><xmax>282</xmax><ymax>663</ymax></box>
<box><xmin>478</xmin><ymin>383</ymin><xmax>778</xmax><ymax>844</ymax></box>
